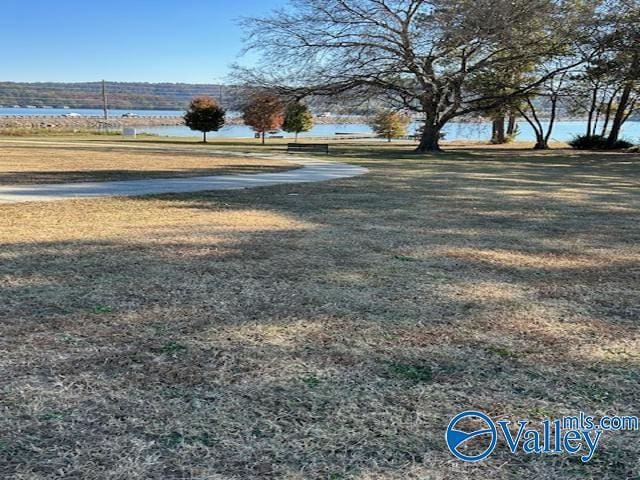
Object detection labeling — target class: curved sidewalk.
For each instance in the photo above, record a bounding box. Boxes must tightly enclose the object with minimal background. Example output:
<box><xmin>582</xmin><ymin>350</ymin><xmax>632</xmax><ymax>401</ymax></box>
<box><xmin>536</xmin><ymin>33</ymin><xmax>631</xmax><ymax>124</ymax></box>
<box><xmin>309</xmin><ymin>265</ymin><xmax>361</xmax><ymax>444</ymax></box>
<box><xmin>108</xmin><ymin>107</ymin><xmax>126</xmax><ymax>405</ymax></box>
<box><xmin>0</xmin><ymin>154</ymin><xmax>368</xmax><ymax>203</ymax></box>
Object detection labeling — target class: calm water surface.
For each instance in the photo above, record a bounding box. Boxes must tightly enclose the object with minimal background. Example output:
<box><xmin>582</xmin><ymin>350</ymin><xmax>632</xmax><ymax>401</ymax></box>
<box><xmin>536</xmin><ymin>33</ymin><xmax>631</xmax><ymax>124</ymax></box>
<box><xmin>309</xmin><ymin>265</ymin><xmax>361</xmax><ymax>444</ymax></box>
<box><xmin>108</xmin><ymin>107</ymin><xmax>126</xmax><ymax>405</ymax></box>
<box><xmin>137</xmin><ymin>121</ymin><xmax>640</xmax><ymax>142</ymax></box>
<box><xmin>1</xmin><ymin>108</ymin><xmax>638</xmax><ymax>142</ymax></box>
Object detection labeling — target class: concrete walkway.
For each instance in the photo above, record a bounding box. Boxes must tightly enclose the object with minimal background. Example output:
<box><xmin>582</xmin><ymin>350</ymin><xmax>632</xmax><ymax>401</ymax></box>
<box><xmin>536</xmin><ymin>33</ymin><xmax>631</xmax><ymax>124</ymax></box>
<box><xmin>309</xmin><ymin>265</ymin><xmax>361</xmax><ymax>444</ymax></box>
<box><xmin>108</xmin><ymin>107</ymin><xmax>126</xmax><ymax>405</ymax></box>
<box><xmin>0</xmin><ymin>152</ymin><xmax>368</xmax><ymax>203</ymax></box>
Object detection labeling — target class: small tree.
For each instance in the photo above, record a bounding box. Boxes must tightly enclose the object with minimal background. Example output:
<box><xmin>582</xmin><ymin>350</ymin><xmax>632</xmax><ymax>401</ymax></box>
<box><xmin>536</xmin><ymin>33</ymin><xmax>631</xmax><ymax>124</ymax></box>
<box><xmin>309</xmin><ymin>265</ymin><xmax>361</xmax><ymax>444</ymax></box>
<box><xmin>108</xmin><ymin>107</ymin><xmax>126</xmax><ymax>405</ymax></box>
<box><xmin>516</xmin><ymin>69</ymin><xmax>572</xmax><ymax>150</ymax></box>
<box><xmin>243</xmin><ymin>92</ymin><xmax>285</xmax><ymax>144</ymax></box>
<box><xmin>369</xmin><ymin>111</ymin><xmax>410</xmax><ymax>142</ymax></box>
<box><xmin>184</xmin><ymin>96</ymin><xmax>225</xmax><ymax>143</ymax></box>
<box><xmin>282</xmin><ymin>102</ymin><xmax>314</xmax><ymax>142</ymax></box>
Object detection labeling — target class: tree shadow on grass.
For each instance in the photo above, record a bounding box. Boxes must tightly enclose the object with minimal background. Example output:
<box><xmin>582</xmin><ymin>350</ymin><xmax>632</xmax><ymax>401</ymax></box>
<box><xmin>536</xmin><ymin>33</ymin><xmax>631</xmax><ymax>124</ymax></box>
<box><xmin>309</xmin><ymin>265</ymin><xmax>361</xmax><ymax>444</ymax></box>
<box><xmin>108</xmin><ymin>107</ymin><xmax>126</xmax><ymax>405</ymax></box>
<box><xmin>0</xmin><ymin>165</ymin><xmax>291</xmax><ymax>185</ymax></box>
<box><xmin>1</xmin><ymin>149</ymin><xmax>640</xmax><ymax>479</ymax></box>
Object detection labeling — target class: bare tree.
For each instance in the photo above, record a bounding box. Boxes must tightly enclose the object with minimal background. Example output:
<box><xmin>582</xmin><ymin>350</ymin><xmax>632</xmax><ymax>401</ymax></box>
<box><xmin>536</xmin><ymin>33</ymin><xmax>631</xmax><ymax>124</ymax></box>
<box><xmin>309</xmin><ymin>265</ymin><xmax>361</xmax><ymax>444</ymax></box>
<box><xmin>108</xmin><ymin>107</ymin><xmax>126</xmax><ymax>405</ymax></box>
<box><xmin>604</xmin><ymin>0</ymin><xmax>640</xmax><ymax>146</ymax></box>
<box><xmin>238</xmin><ymin>0</ymin><xmax>591</xmax><ymax>152</ymax></box>
<box><xmin>517</xmin><ymin>70</ymin><xmax>572</xmax><ymax>149</ymax></box>
<box><xmin>558</xmin><ymin>0</ymin><xmax>639</xmax><ymax>145</ymax></box>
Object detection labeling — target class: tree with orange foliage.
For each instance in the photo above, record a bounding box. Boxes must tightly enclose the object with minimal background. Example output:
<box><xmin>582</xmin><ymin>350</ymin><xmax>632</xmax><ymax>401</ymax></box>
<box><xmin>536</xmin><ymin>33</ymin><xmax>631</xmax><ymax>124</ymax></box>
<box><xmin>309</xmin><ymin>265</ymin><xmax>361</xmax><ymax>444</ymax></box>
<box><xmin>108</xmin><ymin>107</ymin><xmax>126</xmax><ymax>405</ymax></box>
<box><xmin>242</xmin><ymin>92</ymin><xmax>284</xmax><ymax>144</ymax></box>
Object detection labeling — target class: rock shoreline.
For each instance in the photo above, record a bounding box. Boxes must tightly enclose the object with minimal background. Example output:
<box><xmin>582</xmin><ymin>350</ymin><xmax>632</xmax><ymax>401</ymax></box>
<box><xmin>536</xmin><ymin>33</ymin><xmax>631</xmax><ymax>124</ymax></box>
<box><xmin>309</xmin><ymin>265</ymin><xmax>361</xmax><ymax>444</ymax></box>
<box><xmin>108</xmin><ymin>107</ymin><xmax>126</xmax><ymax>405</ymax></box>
<box><xmin>0</xmin><ymin>115</ymin><xmax>368</xmax><ymax>131</ymax></box>
<box><xmin>0</xmin><ymin>115</ymin><xmax>184</xmax><ymax>130</ymax></box>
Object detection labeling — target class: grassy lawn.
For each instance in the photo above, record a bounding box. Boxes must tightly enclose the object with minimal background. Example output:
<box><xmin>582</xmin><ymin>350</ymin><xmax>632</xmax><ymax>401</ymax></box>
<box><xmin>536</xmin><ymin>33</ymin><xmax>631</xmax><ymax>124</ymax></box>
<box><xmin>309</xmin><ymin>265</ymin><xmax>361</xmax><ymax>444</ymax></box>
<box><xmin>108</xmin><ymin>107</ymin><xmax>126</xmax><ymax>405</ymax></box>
<box><xmin>1</xmin><ymin>140</ymin><xmax>639</xmax><ymax>479</ymax></box>
<box><xmin>0</xmin><ymin>142</ymin><xmax>290</xmax><ymax>185</ymax></box>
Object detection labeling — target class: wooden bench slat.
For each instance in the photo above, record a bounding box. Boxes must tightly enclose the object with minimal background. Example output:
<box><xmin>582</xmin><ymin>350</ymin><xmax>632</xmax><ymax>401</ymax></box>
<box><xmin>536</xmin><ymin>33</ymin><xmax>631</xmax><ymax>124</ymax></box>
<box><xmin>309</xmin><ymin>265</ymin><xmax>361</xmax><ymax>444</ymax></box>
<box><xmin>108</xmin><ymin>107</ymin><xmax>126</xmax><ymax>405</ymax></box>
<box><xmin>287</xmin><ymin>143</ymin><xmax>329</xmax><ymax>154</ymax></box>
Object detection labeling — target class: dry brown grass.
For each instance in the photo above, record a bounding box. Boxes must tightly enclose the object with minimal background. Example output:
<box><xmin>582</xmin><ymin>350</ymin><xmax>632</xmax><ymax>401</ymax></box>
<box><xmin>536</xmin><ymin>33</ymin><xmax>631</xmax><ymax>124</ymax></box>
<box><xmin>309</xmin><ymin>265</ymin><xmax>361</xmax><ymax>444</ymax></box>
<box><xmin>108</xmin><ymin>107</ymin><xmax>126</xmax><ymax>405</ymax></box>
<box><xmin>1</xmin><ymin>143</ymin><xmax>639</xmax><ymax>479</ymax></box>
<box><xmin>0</xmin><ymin>143</ymin><xmax>290</xmax><ymax>185</ymax></box>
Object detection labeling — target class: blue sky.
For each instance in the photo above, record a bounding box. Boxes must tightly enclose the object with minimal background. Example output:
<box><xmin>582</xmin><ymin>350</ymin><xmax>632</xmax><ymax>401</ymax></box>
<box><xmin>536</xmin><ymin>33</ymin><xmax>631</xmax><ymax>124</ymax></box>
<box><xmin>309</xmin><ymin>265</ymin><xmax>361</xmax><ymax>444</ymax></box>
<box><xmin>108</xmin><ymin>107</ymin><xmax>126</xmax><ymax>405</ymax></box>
<box><xmin>0</xmin><ymin>0</ymin><xmax>284</xmax><ymax>83</ymax></box>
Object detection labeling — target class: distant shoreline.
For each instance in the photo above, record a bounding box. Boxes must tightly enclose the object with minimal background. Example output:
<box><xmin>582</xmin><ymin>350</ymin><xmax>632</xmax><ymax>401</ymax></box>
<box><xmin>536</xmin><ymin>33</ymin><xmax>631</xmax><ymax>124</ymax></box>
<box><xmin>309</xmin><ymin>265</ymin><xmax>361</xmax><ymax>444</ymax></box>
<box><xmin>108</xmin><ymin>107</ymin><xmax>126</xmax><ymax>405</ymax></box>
<box><xmin>0</xmin><ymin>114</ymin><xmax>603</xmax><ymax>132</ymax></box>
<box><xmin>0</xmin><ymin>115</ymin><xmax>372</xmax><ymax>131</ymax></box>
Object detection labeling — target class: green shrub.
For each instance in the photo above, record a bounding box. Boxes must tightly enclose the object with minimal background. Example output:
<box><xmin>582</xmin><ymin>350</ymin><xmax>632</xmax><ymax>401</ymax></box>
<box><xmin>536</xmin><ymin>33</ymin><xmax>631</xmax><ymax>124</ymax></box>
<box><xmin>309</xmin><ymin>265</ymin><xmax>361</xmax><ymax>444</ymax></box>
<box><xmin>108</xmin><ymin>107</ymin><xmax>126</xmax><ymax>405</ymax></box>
<box><xmin>607</xmin><ymin>139</ymin><xmax>633</xmax><ymax>149</ymax></box>
<box><xmin>569</xmin><ymin>134</ymin><xmax>633</xmax><ymax>150</ymax></box>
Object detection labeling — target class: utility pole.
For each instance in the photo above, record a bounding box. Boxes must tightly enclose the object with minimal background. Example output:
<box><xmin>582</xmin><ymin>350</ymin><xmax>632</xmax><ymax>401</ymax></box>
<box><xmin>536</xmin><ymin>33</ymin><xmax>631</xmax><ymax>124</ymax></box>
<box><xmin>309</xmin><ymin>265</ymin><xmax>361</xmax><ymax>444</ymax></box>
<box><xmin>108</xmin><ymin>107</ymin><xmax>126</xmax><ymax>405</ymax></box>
<box><xmin>102</xmin><ymin>80</ymin><xmax>108</xmax><ymax>122</ymax></box>
<box><xmin>214</xmin><ymin>77</ymin><xmax>223</xmax><ymax>105</ymax></box>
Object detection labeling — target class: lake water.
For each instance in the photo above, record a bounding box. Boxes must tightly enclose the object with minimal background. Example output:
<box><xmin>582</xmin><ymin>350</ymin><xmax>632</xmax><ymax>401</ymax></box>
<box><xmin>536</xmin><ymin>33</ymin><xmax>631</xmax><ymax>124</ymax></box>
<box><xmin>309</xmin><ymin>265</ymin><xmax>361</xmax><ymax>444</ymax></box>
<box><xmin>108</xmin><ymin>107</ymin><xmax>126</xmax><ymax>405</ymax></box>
<box><xmin>138</xmin><ymin>121</ymin><xmax>640</xmax><ymax>143</ymax></box>
<box><xmin>1</xmin><ymin>107</ymin><xmax>638</xmax><ymax>142</ymax></box>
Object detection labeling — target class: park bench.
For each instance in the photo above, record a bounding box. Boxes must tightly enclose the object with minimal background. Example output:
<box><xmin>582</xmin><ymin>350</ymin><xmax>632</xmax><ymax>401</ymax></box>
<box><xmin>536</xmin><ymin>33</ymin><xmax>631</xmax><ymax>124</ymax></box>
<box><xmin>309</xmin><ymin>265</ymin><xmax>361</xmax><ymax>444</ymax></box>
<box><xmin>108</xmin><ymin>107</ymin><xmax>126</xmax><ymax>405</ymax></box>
<box><xmin>287</xmin><ymin>143</ymin><xmax>330</xmax><ymax>154</ymax></box>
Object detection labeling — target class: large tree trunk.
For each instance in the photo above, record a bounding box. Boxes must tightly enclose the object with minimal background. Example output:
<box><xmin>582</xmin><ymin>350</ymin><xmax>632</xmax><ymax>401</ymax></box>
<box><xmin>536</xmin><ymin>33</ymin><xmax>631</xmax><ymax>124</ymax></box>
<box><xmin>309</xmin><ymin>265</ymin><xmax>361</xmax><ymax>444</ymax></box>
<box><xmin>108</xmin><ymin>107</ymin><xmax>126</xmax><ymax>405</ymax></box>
<box><xmin>600</xmin><ymin>89</ymin><xmax>619</xmax><ymax>136</ymax></box>
<box><xmin>262</xmin><ymin>131</ymin><xmax>266</xmax><ymax>145</ymax></box>
<box><xmin>491</xmin><ymin>116</ymin><xmax>506</xmax><ymax>144</ymax></box>
<box><xmin>543</xmin><ymin>95</ymin><xmax>559</xmax><ymax>148</ymax></box>
<box><xmin>592</xmin><ymin>101</ymin><xmax>603</xmax><ymax>136</ymax></box>
<box><xmin>203</xmin><ymin>131</ymin><xmax>207</xmax><ymax>143</ymax></box>
<box><xmin>519</xmin><ymin>97</ymin><xmax>552</xmax><ymax>151</ymax></box>
<box><xmin>607</xmin><ymin>82</ymin><xmax>633</xmax><ymax>147</ymax></box>
<box><xmin>586</xmin><ymin>86</ymin><xmax>598</xmax><ymax>136</ymax></box>
<box><xmin>534</xmin><ymin>139</ymin><xmax>549</xmax><ymax>149</ymax></box>
<box><xmin>415</xmin><ymin>122</ymin><xmax>441</xmax><ymax>152</ymax></box>
<box><xmin>506</xmin><ymin>112</ymin><xmax>517</xmax><ymax>137</ymax></box>
<box><xmin>533</xmin><ymin>133</ymin><xmax>549</xmax><ymax>150</ymax></box>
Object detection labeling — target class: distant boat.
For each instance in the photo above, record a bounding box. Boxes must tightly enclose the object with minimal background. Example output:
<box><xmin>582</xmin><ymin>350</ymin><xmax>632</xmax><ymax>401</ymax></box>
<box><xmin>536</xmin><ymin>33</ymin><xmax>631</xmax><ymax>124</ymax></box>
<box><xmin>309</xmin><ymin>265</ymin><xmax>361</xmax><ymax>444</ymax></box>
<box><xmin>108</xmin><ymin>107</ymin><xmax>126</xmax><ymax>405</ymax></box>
<box><xmin>12</xmin><ymin>105</ymin><xmax>20</xmax><ymax>108</ymax></box>
<box><xmin>62</xmin><ymin>106</ymin><xmax>70</xmax><ymax>109</ymax></box>
<box><xmin>26</xmin><ymin>105</ymin><xmax>37</xmax><ymax>109</ymax></box>
<box><xmin>40</xmin><ymin>105</ymin><xmax>53</xmax><ymax>109</ymax></box>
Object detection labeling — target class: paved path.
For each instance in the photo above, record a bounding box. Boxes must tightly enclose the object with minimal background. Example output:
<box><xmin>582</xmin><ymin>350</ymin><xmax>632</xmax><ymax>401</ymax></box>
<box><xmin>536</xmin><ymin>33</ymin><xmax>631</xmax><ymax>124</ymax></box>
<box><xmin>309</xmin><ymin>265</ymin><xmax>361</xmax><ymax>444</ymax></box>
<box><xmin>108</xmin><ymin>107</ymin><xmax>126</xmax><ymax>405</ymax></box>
<box><xmin>0</xmin><ymin>150</ymin><xmax>368</xmax><ymax>203</ymax></box>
